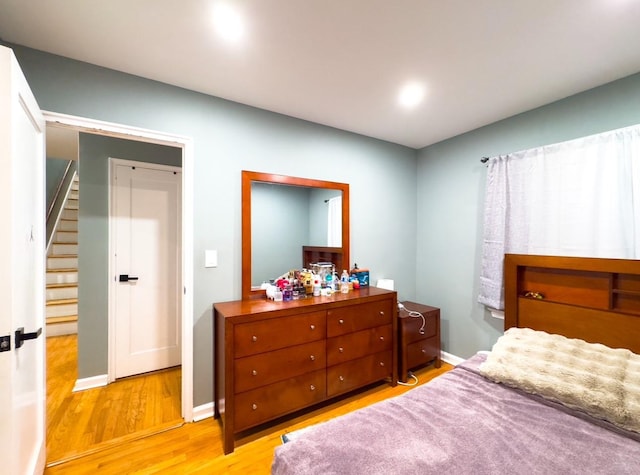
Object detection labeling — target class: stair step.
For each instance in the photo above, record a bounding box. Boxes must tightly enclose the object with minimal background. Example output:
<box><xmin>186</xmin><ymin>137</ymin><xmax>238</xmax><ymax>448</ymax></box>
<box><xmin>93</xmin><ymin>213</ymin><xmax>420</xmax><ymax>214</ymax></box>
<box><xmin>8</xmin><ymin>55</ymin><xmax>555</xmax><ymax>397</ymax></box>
<box><xmin>47</xmin><ymin>298</ymin><xmax>77</xmax><ymax>306</ymax></box>
<box><xmin>46</xmin><ymin>319</ymin><xmax>78</xmax><ymax>336</ymax></box>
<box><xmin>69</xmin><ymin>190</ymin><xmax>79</xmax><ymax>199</ymax></box>
<box><xmin>61</xmin><ymin>209</ymin><xmax>78</xmax><ymax>220</ymax></box>
<box><xmin>47</xmin><ymin>256</ymin><xmax>78</xmax><ymax>269</ymax></box>
<box><xmin>46</xmin><ymin>315</ymin><xmax>78</xmax><ymax>324</ymax></box>
<box><xmin>51</xmin><ymin>243</ymin><xmax>78</xmax><ymax>255</ymax></box>
<box><xmin>54</xmin><ymin>231</ymin><xmax>77</xmax><ymax>243</ymax></box>
<box><xmin>46</xmin><ymin>285</ymin><xmax>78</xmax><ymax>301</ymax></box>
<box><xmin>46</xmin><ymin>270</ymin><xmax>78</xmax><ymax>285</ymax></box>
<box><xmin>57</xmin><ymin>219</ymin><xmax>77</xmax><ymax>232</ymax></box>
<box><xmin>65</xmin><ymin>199</ymin><xmax>79</xmax><ymax>210</ymax></box>
<box><xmin>46</xmin><ymin>301</ymin><xmax>78</xmax><ymax>318</ymax></box>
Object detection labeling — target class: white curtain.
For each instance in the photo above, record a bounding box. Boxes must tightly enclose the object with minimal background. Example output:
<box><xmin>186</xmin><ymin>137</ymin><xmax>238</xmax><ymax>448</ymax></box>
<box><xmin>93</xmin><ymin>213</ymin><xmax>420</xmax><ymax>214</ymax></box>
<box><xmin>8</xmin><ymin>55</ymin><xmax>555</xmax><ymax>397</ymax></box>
<box><xmin>327</xmin><ymin>196</ymin><xmax>342</xmax><ymax>247</ymax></box>
<box><xmin>479</xmin><ymin>124</ymin><xmax>640</xmax><ymax>310</ymax></box>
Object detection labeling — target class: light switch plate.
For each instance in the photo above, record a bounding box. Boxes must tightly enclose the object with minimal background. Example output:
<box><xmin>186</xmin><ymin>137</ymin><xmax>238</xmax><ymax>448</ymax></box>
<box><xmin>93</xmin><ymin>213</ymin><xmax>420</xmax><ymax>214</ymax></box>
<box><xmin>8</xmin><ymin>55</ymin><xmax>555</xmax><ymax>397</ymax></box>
<box><xmin>205</xmin><ymin>250</ymin><xmax>218</xmax><ymax>268</ymax></box>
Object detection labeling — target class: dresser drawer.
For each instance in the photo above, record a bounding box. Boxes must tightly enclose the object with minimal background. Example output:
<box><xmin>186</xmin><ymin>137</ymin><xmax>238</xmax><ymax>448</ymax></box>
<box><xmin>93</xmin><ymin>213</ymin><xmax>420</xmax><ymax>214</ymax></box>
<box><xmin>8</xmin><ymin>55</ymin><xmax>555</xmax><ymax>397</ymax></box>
<box><xmin>234</xmin><ymin>311</ymin><xmax>326</xmax><ymax>357</ymax></box>
<box><xmin>327</xmin><ymin>300</ymin><xmax>392</xmax><ymax>337</ymax></box>
<box><xmin>401</xmin><ymin>310</ymin><xmax>438</xmax><ymax>345</ymax></box>
<box><xmin>234</xmin><ymin>340</ymin><xmax>326</xmax><ymax>393</ymax></box>
<box><xmin>326</xmin><ymin>325</ymin><xmax>392</xmax><ymax>366</ymax></box>
<box><xmin>234</xmin><ymin>369</ymin><xmax>326</xmax><ymax>431</ymax></box>
<box><xmin>406</xmin><ymin>337</ymin><xmax>439</xmax><ymax>369</ymax></box>
<box><xmin>327</xmin><ymin>351</ymin><xmax>392</xmax><ymax>397</ymax></box>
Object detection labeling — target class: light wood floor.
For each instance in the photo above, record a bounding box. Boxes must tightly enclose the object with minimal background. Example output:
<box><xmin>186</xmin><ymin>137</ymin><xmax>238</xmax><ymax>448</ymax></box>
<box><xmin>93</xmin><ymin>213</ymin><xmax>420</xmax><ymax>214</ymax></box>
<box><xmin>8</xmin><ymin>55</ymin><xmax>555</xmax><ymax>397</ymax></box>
<box><xmin>45</xmin><ymin>359</ymin><xmax>452</xmax><ymax>474</ymax></box>
<box><xmin>46</xmin><ymin>334</ymin><xmax>182</xmax><ymax>467</ymax></box>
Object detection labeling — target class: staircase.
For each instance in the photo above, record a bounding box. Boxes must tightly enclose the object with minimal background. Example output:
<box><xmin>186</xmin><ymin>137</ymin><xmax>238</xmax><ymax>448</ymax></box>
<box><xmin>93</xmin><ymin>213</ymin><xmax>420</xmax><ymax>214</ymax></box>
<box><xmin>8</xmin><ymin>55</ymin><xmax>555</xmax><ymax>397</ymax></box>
<box><xmin>46</xmin><ymin>174</ymin><xmax>79</xmax><ymax>336</ymax></box>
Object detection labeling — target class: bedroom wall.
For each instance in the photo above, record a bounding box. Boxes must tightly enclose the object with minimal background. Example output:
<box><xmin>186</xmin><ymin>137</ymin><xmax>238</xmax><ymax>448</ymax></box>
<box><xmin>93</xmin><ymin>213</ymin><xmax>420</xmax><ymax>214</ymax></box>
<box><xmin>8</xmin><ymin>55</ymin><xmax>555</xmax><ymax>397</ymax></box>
<box><xmin>9</xmin><ymin>44</ymin><xmax>418</xmax><ymax>406</ymax></box>
<box><xmin>416</xmin><ymin>72</ymin><xmax>640</xmax><ymax>360</ymax></box>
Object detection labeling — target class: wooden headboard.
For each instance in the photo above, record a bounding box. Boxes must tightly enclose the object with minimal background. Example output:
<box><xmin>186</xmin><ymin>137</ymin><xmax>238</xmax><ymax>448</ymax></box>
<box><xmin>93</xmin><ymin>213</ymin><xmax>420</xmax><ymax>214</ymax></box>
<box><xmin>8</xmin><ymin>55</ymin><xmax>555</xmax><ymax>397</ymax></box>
<box><xmin>504</xmin><ymin>254</ymin><xmax>640</xmax><ymax>354</ymax></box>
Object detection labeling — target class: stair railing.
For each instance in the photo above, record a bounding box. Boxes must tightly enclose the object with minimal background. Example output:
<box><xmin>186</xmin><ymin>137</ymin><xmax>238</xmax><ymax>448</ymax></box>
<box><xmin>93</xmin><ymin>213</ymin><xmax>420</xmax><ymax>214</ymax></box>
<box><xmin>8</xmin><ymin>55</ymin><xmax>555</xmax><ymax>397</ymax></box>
<box><xmin>46</xmin><ymin>160</ymin><xmax>78</xmax><ymax>254</ymax></box>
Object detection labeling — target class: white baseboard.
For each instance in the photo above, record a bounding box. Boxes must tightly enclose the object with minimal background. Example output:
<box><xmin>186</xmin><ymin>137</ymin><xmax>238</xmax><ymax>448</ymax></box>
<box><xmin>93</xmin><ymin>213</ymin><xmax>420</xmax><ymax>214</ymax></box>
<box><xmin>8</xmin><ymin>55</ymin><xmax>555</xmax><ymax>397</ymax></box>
<box><xmin>441</xmin><ymin>351</ymin><xmax>465</xmax><ymax>366</ymax></box>
<box><xmin>73</xmin><ymin>374</ymin><xmax>108</xmax><ymax>392</ymax></box>
<box><xmin>192</xmin><ymin>402</ymin><xmax>215</xmax><ymax>422</ymax></box>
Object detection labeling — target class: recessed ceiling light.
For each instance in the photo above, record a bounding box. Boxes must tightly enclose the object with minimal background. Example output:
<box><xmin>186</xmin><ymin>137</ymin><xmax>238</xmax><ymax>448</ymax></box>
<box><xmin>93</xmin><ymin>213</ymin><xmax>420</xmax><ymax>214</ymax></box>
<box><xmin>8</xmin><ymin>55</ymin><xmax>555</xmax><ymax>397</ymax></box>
<box><xmin>398</xmin><ymin>82</ymin><xmax>426</xmax><ymax>109</ymax></box>
<box><xmin>212</xmin><ymin>2</ymin><xmax>245</xmax><ymax>43</ymax></box>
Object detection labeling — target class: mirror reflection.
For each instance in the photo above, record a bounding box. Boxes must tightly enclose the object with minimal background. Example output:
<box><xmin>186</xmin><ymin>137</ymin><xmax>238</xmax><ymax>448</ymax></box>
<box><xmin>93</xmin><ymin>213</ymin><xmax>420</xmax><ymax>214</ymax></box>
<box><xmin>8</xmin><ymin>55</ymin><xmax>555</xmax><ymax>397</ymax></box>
<box><xmin>242</xmin><ymin>170</ymin><xmax>349</xmax><ymax>300</ymax></box>
<box><xmin>251</xmin><ymin>182</ymin><xmax>342</xmax><ymax>287</ymax></box>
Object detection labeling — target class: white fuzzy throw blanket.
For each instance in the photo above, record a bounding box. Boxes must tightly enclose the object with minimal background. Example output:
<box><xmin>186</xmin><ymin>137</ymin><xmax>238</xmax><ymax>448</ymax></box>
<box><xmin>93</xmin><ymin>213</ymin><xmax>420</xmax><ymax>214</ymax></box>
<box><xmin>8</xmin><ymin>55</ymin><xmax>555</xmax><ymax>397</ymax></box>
<box><xmin>480</xmin><ymin>327</ymin><xmax>640</xmax><ymax>433</ymax></box>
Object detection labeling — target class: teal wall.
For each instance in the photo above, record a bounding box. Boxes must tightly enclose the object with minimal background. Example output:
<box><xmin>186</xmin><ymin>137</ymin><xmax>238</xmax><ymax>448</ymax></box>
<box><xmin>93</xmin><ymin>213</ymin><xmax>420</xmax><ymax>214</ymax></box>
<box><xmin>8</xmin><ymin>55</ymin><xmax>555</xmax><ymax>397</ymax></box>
<box><xmin>416</xmin><ymin>72</ymin><xmax>640</xmax><ymax>359</ymax></box>
<box><xmin>77</xmin><ymin>133</ymin><xmax>181</xmax><ymax>378</ymax></box>
<box><xmin>45</xmin><ymin>158</ymin><xmax>68</xmax><ymax>211</ymax></box>
<box><xmin>10</xmin><ymin>45</ymin><xmax>418</xmax><ymax>406</ymax></box>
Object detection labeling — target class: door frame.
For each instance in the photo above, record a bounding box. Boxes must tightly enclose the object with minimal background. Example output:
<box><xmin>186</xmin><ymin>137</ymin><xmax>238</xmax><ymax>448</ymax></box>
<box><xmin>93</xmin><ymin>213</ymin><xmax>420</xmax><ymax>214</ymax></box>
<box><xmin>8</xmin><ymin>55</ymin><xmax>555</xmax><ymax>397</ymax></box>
<box><xmin>43</xmin><ymin>110</ymin><xmax>194</xmax><ymax>422</ymax></box>
<box><xmin>108</xmin><ymin>158</ymin><xmax>183</xmax><ymax>380</ymax></box>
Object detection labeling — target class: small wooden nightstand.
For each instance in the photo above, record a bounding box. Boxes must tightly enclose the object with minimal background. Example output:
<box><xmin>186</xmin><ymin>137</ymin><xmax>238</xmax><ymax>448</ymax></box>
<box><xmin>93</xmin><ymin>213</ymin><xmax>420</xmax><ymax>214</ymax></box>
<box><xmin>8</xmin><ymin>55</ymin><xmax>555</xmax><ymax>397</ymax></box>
<box><xmin>398</xmin><ymin>301</ymin><xmax>441</xmax><ymax>383</ymax></box>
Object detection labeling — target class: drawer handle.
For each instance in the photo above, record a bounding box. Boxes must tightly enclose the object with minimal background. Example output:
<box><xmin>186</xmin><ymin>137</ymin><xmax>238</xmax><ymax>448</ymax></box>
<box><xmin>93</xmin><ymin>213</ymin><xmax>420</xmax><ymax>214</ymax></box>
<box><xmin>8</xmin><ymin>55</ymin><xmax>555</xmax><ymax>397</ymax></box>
<box><xmin>379</xmin><ymin>311</ymin><xmax>385</xmax><ymax>316</ymax></box>
<box><xmin>310</xmin><ymin>355</ymin><xmax>315</xmax><ymax>361</ymax></box>
<box><xmin>251</xmin><ymin>369</ymin><xmax>257</xmax><ymax>376</ymax></box>
<box><xmin>421</xmin><ymin>349</ymin><xmax>426</xmax><ymax>354</ymax></box>
<box><xmin>338</xmin><ymin>347</ymin><xmax>344</xmax><ymax>353</ymax></box>
<box><xmin>251</xmin><ymin>335</ymin><xmax>258</xmax><ymax>342</ymax></box>
<box><xmin>379</xmin><ymin>361</ymin><xmax>385</xmax><ymax>367</ymax></box>
<box><xmin>379</xmin><ymin>336</ymin><xmax>384</xmax><ymax>341</ymax></box>
<box><xmin>252</xmin><ymin>403</ymin><xmax>258</xmax><ymax>410</ymax></box>
<box><xmin>339</xmin><ymin>319</ymin><xmax>344</xmax><ymax>324</ymax></box>
<box><xmin>339</xmin><ymin>375</ymin><xmax>345</xmax><ymax>382</ymax></box>
<box><xmin>310</xmin><ymin>324</ymin><xmax>316</xmax><ymax>330</ymax></box>
<box><xmin>310</xmin><ymin>384</ymin><xmax>316</xmax><ymax>391</ymax></box>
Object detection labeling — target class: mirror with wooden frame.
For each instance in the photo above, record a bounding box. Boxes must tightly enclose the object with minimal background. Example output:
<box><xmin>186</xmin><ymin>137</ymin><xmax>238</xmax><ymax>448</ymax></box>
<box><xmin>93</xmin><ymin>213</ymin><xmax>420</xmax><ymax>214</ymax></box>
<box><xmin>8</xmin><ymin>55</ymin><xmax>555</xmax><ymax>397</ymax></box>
<box><xmin>242</xmin><ymin>170</ymin><xmax>350</xmax><ymax>300</ymax></box>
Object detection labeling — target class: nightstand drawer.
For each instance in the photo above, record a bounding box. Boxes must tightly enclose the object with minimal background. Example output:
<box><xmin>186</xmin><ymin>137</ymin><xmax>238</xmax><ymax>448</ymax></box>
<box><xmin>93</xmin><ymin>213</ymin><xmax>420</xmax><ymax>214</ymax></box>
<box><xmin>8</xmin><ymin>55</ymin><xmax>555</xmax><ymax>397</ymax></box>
<box><xmin>234</xmin><ymin>311</ymin><xmax>326</xmax><ymax>357</ymax></box>
<box><xmin>327</xmin><ymin>300</ymin><xmax>392</xmax><ymax>337</ymax></box>
<box><xmin>234</xmin><ymin>340</ymin><xmax>326</xmax><ymax>393</ymax></box>
<box><xmin>326</xmin><ymin>325</ymin><xmax>392</xmax><ymax>366</ymax></box>
<box><xmin>400</xmin><ymin>310</ymin><xmax>438</xmax><ymax>344</ymax></box>
<box><xmin>406</xmin><ymin>337</ymin><xmax>439</xmax><ymax>369</ymax></box>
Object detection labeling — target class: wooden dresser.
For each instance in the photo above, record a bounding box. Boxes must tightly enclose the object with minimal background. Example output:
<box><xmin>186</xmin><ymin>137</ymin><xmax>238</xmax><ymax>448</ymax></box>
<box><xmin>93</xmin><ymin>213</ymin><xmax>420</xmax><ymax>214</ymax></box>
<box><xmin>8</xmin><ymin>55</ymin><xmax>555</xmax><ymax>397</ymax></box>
<box><xmin>214</xmin><ymin>287</ymin><xmax>397</xmax><ymax>454</ymax></box>
<box><xmin>398</xmin><ymin>301</ymin><xmax>441</xmax><ymax>383</ymax></box>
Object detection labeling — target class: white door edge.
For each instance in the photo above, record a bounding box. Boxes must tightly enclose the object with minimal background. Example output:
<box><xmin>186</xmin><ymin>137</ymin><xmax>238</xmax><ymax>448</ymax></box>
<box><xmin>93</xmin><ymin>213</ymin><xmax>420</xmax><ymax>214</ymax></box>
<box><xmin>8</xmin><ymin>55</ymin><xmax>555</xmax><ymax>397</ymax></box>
<box><xmin>42</xmin><ymin>110</ymin><xmax>195</xmax><ymax>423</ymax></box>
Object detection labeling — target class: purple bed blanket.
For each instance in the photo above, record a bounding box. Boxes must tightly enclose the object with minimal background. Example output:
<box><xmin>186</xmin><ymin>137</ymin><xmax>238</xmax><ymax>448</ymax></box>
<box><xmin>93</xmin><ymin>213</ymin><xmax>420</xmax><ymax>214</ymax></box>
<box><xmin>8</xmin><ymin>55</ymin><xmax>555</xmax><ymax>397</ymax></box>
<box><xmin>271</xmin><ymin>354</ymin><xmax>640</xmax><ymax>475</ymax></box>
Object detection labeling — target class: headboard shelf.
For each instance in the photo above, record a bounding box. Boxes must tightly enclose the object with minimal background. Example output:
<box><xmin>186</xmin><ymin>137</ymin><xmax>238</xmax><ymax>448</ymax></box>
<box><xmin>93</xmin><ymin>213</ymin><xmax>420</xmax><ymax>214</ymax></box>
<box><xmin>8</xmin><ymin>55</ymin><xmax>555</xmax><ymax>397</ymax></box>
<box><xmin>504</xmin><ymin>254</ymin><xmax>640</xmax><ymax>354</ymax></box>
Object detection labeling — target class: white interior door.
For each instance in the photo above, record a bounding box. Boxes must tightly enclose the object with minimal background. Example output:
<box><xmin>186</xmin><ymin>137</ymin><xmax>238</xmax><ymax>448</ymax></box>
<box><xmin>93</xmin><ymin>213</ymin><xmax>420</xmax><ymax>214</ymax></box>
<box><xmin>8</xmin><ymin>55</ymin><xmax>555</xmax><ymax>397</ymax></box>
<box><xmin>0</xmin><ymin>47</ymin><xmax>46</xmax><ymax>474</ymax></box>
<box><xmin>112</xmin><ymin>160</ymin><xmax>182</xmax><ymax>379</ymax></box>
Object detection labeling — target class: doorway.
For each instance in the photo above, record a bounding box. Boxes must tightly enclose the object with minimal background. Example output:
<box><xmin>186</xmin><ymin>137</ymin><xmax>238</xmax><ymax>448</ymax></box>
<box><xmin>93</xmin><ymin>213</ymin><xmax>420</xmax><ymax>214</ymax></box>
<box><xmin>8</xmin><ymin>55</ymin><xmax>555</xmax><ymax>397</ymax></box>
<box><xmin>43</xmin><ymin>111</ymin><xmax>194</xmax><ymax>462</ymax></box>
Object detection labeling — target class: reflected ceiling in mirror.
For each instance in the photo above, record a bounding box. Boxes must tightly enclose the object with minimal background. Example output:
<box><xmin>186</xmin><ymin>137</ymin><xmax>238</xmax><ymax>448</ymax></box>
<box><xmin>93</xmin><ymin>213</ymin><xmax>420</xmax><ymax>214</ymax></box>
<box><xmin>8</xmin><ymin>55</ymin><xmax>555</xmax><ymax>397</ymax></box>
<box><xmin>242</xmin><ymin>171</ymin><xmax>349</xmax><ymax>300</ymax></box>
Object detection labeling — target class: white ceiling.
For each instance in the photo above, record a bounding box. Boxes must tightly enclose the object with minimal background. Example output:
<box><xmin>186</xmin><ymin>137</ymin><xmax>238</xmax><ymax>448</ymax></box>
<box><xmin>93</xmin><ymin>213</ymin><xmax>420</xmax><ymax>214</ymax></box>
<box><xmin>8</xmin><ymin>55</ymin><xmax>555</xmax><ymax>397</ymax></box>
<box><xmin>2</xmin><ymin>0</ymin><xmax>640</xmax><ymax>149</ymax></box>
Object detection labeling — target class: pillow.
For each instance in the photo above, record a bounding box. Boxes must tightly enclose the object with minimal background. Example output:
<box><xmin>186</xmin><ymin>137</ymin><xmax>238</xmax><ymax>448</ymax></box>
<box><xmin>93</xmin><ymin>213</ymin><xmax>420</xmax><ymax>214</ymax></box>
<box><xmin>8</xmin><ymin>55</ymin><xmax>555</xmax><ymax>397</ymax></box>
<box><xmin>479</xmin><ymin>327</ymin><xmax>640</xmax><ymax>433</ymax></box>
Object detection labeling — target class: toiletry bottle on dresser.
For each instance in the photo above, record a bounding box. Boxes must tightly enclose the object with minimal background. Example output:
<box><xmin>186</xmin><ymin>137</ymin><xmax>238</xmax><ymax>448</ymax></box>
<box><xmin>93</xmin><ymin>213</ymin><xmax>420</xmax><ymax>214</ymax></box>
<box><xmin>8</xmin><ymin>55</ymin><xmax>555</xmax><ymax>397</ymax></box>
<box><xmin>340</xmin><ymin>270</ymin><xmax>349</xmax><ymax>293</ymax></box>
<box><xmin>325</xmin><ymin>272</ymin><xmax>334</xmax><ymax>294</ymax></box>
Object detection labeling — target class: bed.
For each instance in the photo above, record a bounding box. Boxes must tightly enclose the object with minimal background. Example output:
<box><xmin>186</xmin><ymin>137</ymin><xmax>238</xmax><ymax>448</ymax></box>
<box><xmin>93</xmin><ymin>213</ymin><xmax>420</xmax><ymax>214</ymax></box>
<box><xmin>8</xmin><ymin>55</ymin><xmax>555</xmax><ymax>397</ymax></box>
<box><xmin>271</xmin><ymin>254</ymin><xmax>640</xmax><ymax>474</ymax></box>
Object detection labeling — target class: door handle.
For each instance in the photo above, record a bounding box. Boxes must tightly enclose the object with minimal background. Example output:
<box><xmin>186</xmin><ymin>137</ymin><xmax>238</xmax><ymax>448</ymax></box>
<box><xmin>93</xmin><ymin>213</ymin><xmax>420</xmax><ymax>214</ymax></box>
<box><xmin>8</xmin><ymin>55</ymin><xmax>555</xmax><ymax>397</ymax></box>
<box><xmin>119</xmin><ymin>274</ymin><xmax>139</xmax><ymax>282</ymax></box>
<box><xmin>15</xmin><ymin>327</ymin><xmax>42</xmax><ymax>349</ymax></box>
